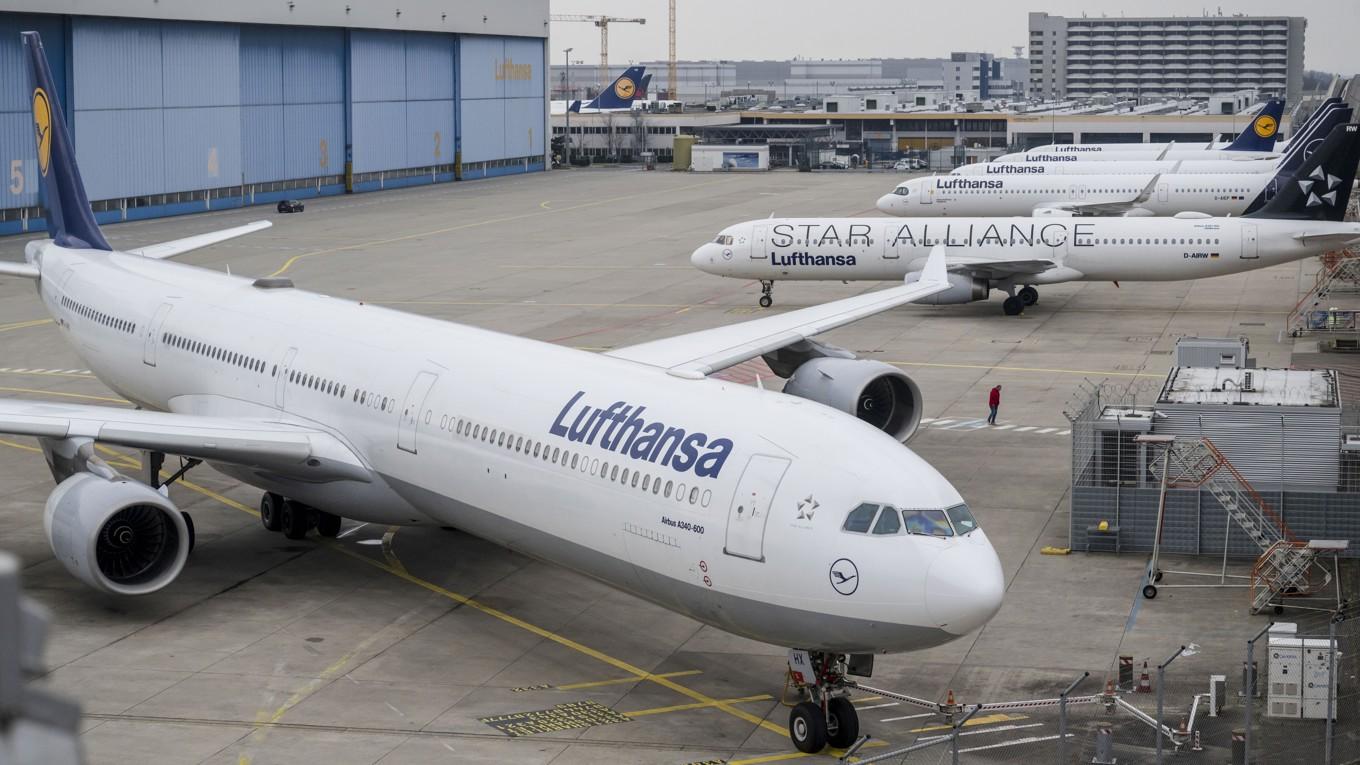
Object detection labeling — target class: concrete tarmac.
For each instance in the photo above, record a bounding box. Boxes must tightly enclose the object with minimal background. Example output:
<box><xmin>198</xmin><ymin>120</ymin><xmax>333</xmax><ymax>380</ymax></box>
<box><xmin>0</xmin><ymin>167</ymin><xmax>1326</xmax><ymax>764</ymax></box>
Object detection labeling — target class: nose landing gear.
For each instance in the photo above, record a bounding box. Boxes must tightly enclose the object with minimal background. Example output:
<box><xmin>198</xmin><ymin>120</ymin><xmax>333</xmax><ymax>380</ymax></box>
<box><xmin>758</xmin><ymin>280</ymin><xmax>775</xmax><ymax>308</ymax></box>
<box><xmin>785</xmin><ymin>650</ymin><xmax>862</xmax><ymax>753</ymax></box>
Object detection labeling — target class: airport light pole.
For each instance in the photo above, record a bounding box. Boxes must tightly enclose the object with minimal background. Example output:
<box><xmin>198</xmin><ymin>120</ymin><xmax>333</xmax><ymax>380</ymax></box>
<box><xmin>1156</xmin><ymin>644</ymin><xmax>1198</xmax><ymax>765</ymax></box>
<box><xmin>1244</xmin><ymin>622</ymin><xmax>1273</xmax><ymax>765</ymax></box>
<box><xmin>563</xmin><ymin>47</ymin><xmax>573</xmax><ymax>166</ymax></box>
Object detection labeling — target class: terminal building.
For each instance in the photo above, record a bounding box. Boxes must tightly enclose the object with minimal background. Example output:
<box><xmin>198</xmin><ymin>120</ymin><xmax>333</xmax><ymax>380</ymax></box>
<box><xmin>0</xmin><ymin>1</ymin><xmax>549</xmax><ymax>236</ymax></box>
<box><xmin>1028</xmin><ymin>11</ymin><xmax>1306</xmax><ymax>104</ymax></box>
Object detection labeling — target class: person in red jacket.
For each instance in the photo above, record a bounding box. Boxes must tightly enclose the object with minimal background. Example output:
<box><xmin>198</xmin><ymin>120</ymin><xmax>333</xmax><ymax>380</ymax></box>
<box><xmin>987</xmin><ymin>385</ymin><xmax>1002</xmax><ymax>425</ymax></box>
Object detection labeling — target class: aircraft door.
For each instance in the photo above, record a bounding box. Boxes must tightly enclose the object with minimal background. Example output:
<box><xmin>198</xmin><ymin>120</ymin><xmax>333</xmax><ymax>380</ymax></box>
<box><xmin>722</xmin><ymin>455</ymin><xmax>791</xmax><ymax>562</ymax></box>
<box><xmin>398</xmin><ymin>371</ymin><xmax>439</xmax><ymax>454</ymax></box>
<box><xmin>142</xmin><ymin>304</ymin><xmax>173</xmax><ymax>366</ymax></box>
<box><xmin>1157</xmin><ymin>182</ymin><xmax>1169</xmax><ymax>203</ymax></box>
<box><xmin>274</xmin><ymin>347</ymin><xmax>297</xmax><ymax>408</ymax></box>
<box><xmin>1241</xmin><ymin>224</ymin><xmax>1259</xmax><ymax>260</ymax></box>
<box><xmin>919</xmin><ymin>185</ymin><xmax>933</xmax><ymax>205</ymax></box>
<box><xmin>750</xmin><ymin>224</ymin><xmax>768</xmax><ymax>259</ymax></box>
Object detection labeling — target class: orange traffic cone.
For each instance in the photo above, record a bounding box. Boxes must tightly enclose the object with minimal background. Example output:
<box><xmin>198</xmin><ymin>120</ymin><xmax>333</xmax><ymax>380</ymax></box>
<box><xmin>1103</xmin><ymin>679</ymin><xmax>1116</xmax><ymax>697</ymax></box>
<box><xmin>945</xmin><ymin>689</ymin><xmax>956</xmax><ymax>709</ymax></box>
<box><xmin>1137</xmin><ymin>661</ymin><xmax>1152</xmax><ymax>693</ymax></box>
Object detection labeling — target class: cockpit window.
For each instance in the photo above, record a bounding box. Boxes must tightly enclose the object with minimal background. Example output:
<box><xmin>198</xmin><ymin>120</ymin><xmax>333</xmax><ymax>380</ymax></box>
<box><xmin>843</xmin><ymin>503</ymin><xmax>879</xmax><ymax>533</ymax></box>
<box><xmin>893</xmin><ymin>187</ymin><xmax>910</xmax><ymax>196</ymax></box>
<box><xmin>872</xmin><ymin>508</ymin><xmax>901</xmax><ymax>535</ymax></box>
<box><xmin>714</xmin><ymin>234</ymin><xmax>735</xmax><ymax>245</ymax></box>
<box><xmin>902</xmin><ymin>508</ymin><xmax>954</xmax><ymax>537</ymax></box>
<box><xmin>945</xmin><ymin>504</ymin><xmax>979</xmax><ymax>535</ymax></box>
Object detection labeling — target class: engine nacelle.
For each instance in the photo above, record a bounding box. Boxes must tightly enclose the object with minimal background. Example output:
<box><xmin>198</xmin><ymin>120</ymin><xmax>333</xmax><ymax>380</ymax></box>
<box><xmin>44</xmin><ymin>472</ymin><xmax>190</xmax><ymax>595</ymax></box>
<box><xmin>783</xmin><ymin>358</ymin><xmax>923</xmax><ymax>441</ymax></box>
<box><xmin>908</xmin><ymin>271</ymin><xmax>990</xmax><ymax>305</ymax></box>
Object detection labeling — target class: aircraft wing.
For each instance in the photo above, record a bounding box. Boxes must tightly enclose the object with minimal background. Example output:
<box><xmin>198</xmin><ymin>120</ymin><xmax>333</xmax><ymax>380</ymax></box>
<box><xmin>0</xmin><ymin>400</ymin><xmax>371</xmax><ymax>482</ymax></box>
<box><xmin>1034</xmin><ymin>172</ymin><xmax>1165</xmax><ymax>217</ymax></box>
<box><xmin>127</xmin><ymin>221</ymin><xmax>272</xmax><ymax>260</ymax></box>
<box><xmin>945</xmin><ymin>256</ymin><xmax>1058</xmax><ymax>281</ymax></box>
<box><xmin>606</xmin><ymin>245</ymin><xmax>951</xmax><ymax>377</ymax></box>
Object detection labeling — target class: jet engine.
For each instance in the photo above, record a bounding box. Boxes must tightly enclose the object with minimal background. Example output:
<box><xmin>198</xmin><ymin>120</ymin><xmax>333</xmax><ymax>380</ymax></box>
<box><xmin>909</xmin><ymin>271</ymin><xmax>990</xmax><ymax>305</ymax></box>
<box><xmin>44</xmin><ymin>472</ymin><xmax>190</xmax><ymax>595</ymax></box>
<box><xmin>782</xmin><ymin>358</ymin><xmax>923</xmax><ymax>441</ymax></box>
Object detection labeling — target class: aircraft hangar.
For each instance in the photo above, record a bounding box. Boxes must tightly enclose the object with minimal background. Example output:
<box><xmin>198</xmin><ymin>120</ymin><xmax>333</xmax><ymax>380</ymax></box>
<box><xmin>0</xmin><ymin>1</ymin><xmax>550</xmax><ymax>237</ymax></box>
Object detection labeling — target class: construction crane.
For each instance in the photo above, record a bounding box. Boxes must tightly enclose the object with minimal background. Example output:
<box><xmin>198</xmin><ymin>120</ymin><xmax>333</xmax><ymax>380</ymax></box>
<box><xmin>668</xmin><ymin>0</ymin><xmax>677</xmax><ymax>100</ymax></box>
<box><xmin>550</xmin><ymin>14</ymin><xmax>646</xmax><ymax>87</ymax></box>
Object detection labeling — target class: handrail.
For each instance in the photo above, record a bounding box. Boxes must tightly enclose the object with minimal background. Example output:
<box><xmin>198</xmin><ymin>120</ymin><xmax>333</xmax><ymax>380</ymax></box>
<box><xmin>1198</xmin><ymin>438</ymin><xmax>1296</xmax><ymax>542</ymax></box>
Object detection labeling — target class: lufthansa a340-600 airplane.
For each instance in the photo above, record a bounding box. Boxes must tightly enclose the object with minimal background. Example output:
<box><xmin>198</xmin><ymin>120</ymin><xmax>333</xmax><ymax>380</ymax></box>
<box><xmin>693</xmin><ymin>123</ymin><xmax>1360</xmax><ymax>316</ymax></box>
<box><xmin>6</xmin><ymin>33</ymin><xmax>1002</xmax><ymax>754</ymax></box>
<box><xmin>877</xmin><ymin>104</ymin><xmax>1353</xmax><ymax>218</ymax></box>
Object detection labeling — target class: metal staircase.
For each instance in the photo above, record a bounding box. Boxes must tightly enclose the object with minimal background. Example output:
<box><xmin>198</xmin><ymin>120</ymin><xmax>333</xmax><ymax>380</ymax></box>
<box><xmin>1144</xmin><ymin>437</ymin><xmax>1328</xmax><ymax>612</ymax></box>
<box><xmin>1287</xmin><ymin>247</ymin><xmax>1360</xmax><ymax>337</ymax></box>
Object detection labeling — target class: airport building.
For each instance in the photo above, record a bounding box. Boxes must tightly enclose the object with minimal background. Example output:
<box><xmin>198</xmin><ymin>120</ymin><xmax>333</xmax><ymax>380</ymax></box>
<box><xmin>0</xmin><ymin>1</ymin><xmax>549</xmax><ymax>235</ymax></box>
<box><xmin>1028</xmin><ymin>12</ymin><xmax>1306</xmax><ymax>104</ymax></box>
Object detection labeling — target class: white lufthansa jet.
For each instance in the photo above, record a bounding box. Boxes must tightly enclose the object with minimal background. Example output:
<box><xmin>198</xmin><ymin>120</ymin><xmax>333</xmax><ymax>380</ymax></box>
<box><xmin>694</xmin><ymin>123</ymin><xmax>1360</xmax><ymax>316</ymax></box>
<box><xmin>4</xmin><ymin>33</ymin><xmax>1002</xmax><ymax>754</ymax></box>
<box><xmin>878</xmin><ymin>105</ymin><xmax>1353</xmax><ymax>218</ymax></box>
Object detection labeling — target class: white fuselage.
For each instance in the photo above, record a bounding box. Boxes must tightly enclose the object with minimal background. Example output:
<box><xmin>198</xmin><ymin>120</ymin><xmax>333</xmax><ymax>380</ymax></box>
<box><xmin>996</xmin><ymin>149</ymin><xmax>1277</xmax><ymax>163</ymax></box>
<box><xmin>877</xmin><ymin>173</ymin><xmax>1275</xmax><ymax>217</ymax></box>
<box><xmin>952</xmin><ymin>158</ymin><xmax>1282</xmax><ymax>177</ymax></box>
<box><xmin>27</xmin><ymin>242</ymin><xmax>1004</xmax><ymax>653</ymax></box>
<box><xmin>691</xmin><ymin>216</ymin><xmax>1360</xmax><ymax>285</ymax></box>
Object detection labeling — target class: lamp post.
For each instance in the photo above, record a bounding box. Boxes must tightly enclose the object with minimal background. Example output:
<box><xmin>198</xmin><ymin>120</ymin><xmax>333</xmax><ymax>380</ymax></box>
<box><xmin>1157</xmin><ymin>643</ymin><xmax>1199</xmax><ymax>765</ymax></box>
<box><xmin>1244</xmin><ymin>622</ymin><xmax>1273</xmax><ymax>765</ymax></box>
<box><xmin>563</xmin><ymin>47</ymin><xmax>573</xmax><ymax>166</ymax></box>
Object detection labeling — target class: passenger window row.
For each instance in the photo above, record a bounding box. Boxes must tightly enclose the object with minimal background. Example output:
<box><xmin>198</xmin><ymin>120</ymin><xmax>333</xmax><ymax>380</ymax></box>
<box><xmin>447</xmin><ymin>416</ymin><xmax>713</xmax><ymax>509</ymax></box>
<box><xmin>288</xmin><ymin>368</ymin><xmax>348</xmax><ymax>401</ymax></box>
<box><xmin>351</xmin><ymin>387</ymin><xmax>393</xmax><ymax>412</ymax></box>
<box><xmin>62</xmin><ymin>296</ymin><xmax>136</xmax><ymax>335</ymax></box>
<box><xmin>164</xmin><ymin>332</ymin><xmax>268</xmax><ymax>375</ymax></box>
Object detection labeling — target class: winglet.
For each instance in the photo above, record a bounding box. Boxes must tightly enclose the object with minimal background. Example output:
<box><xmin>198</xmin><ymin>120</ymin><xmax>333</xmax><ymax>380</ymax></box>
<box><xmin>23</xmin><ymin>31</ymin><xmax>111</xmax><ymax>251</ymax></box>
<box><xmin>918</xmin><ymin>243</ymin><xmax>947</xmax><ymax>287</ymax></box>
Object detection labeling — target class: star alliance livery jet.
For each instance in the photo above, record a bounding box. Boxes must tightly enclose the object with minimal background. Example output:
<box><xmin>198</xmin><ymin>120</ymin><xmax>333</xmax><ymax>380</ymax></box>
<box><xmin>694</xmin><ymin>123</ymin><xmax>1360</xmax><ymax>315</ymax></box>
<box><xmin>4</xmin><ymin>33</ymin><xmax>1001</xmax><ymax>754</ymax></box>
<box><xmin>878</xmin><ymin>104</ymin><xmax>1353</xmax><ymax>218</ymax></box>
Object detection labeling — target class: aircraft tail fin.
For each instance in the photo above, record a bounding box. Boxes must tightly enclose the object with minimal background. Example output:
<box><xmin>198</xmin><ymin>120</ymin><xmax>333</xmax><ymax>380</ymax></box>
<box><xmin>580</xmin><ymin>66</ymin><xmax>646</xmax><ymax>110</ymax></box>
<box><xmin>23</xmin><ymin>31</ymin><xmax>110</xmax><ymax>251</ymax></box>
<box><xmin>637</xmin><ymin>73</ymin><xmax>653</xmax><ymax>100</ymax></box>
<box><xmin>1225</xmin><ymin>99</ymin><xmax>1284</xmax><ymax>152</ymax></box>
<box><xmin>1243</xmin><ymin>104</ymin><xmax>1352</xmax><ymax>216</ymax></box>
<box><xmin>1245</xmin><ymin>123</ymin><xmax>1360</xmax><ymax>222</ymax></box>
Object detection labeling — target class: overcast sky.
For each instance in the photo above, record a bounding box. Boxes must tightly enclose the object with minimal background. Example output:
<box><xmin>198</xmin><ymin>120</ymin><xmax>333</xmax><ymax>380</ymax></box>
<box><xmin>548</xmin><ymin>1</ymin><xmax>1357</xmax><ymax>76</ymax></box>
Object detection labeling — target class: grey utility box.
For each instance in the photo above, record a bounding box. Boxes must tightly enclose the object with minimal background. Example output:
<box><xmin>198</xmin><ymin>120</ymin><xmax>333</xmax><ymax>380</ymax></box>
<box><xmin>1174</xmin><ymin>336</ymin><xmax>1254</xmax><ymax>369</ymax></box>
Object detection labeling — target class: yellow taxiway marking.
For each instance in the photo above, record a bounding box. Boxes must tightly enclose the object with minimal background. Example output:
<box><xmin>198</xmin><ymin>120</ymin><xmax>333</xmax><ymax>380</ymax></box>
<box><xmin>625</xmin><ymin>694</ymin><xmax>772</xmax><ymax>718</ymax></box>
<box><xmin>267</xmin><ymin>179</ymin><xmax>732</xmax><ymax>277</ymax></box>
<box><xmin>0</xmin><ymin>437</ymin><xmax>40</xmax><ymax>453</ymax></box>
<box><xmin>0</xmin><ymin>318</ymin><xmax>53</xmax><ymax>333</ymax></box>
<box><xmin>373</xmin><ymin>300</ymin><xmax>694</xmax><ymax>309</ymax></box>
<box><xmin>496</xmin><ymin>265</ymin><xmax>692</xmax><ymax>270</ymax></box>
<box><xmin>0</xmin><ymin>386</ymin><xmax>127</xmax><ymax>403</ymax></box>
<box><xmin>557</xmin><ymin>669</ymin><xmax>702</xmax><ymax>691</ymax></box>
<box><xmin>0</xmin><ymin>369</ymin><xmax>94</xmax><ymax>379</ymax></box>
<box><xmin>329</xmin><ymin>543</ymin><xmax>791</xmax><ymax>738</ymax></box>
<box><xmin>725</xmin><ymin>739</ymin><xmax>887</xmax><ymax>765</ymax></box>
<box><xmin>885</xmin><ymin>360</ymin><xmax>1163</xmax><ymax>379</ymax></box>
<box><xmin>909</xmin><ymin>712</ymin><xmax>1027</xmax><ymax>733</ymax></box>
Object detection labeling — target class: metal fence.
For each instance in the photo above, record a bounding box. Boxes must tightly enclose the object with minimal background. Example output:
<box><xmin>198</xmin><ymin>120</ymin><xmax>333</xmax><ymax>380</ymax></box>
<box><xmin>1065</xmin><ymin>379</ymin><xmax>1360</xmax><ymax>558</ymax></box>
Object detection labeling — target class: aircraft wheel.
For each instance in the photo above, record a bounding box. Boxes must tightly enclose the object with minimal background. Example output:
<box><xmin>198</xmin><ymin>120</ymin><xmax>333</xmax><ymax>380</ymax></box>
<box><xmin>181</xmin><ymin>512</ymin><xmax>195</xmax><ymax>554</ymax></box>
<box><xmin>1143</xmin><ymin>584</ymin><xmax>1158</xmax><ymax>600</ymax></box>
<box><xmin>1154</xmin><ymin>570</ymin><xmax>1164</xmax><ymax>583</ymax></box>
<box><xmin>759</xmin><ymin>295</ymin><xmax>773</xmax><ymax>308</ymax></box>
<box><xmin>1019</xmin><ymin>286</ymin><xmax>1039</xmax><ymax>306</ymax></box>
<box><xmin>281</xmin><ymin>500</ymin><xmax>310</xmax><ymax>540</ymax></box>
<box><xmin>825</xmin><ymin>697</ymin><xmax>860</xmax><ymax>749</ymax></box>
<box><xmin>789</xmin><ymin>701</ymin><xmax>827</xmax><ymax>754</ymax></box>
<box><xmin>260</xmin><ymin>492</ymin><xmax>284</xmax><ymax>532</ymax></box>
<box><xmin>316</xmin><ymin>511</ymin><xmax>342</xmax><ymax>538</ymax></box>
<box><xmin>1003</xmin><ymin>296</ymin><xmax>1024</xmax><ymax>316</ymax></box>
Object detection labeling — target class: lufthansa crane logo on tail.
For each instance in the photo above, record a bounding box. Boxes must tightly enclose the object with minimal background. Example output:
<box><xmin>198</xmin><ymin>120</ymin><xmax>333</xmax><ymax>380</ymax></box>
<box><xmin>32</xmin><ymin>88</ymin><xmax>51</xmax><ymax>177</ymax></box>
<box><xmin>1253</xmin><ymin>114</ymin><xmax>1278</xmax><ymax>139</ymax></box>
<box><xmin>614</xmin><ymin>77</ymin><xmax>637</xmax><ymax>100</ymax></box>
<box><xmin>829</xmin><ymin>558</ymin><xmax>859</xmax><ymax>596</ymax></box>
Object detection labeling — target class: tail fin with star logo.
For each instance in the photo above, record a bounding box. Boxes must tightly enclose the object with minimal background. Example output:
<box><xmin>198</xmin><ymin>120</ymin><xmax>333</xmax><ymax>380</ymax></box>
<box><xmin>1246</xmin><ymin>123</ymin><xmax>1360</xmax><ymax>223</ymax></box>
<box><xmin>23</xmin><ymin>30</ymin><xmax>111</xmax><ymax>251</ymax></box>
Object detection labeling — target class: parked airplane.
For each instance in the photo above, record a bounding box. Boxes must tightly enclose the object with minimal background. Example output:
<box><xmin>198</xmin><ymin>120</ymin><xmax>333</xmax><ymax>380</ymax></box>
<box><xmin>1022</xmin><ymin>100</ymin><xmax>1289</xmax><ymax>155</ymax></box>
<box><xmin>951</xmin><ymin>101</ymin><xmax>1348</xmax><ymax>178</ymax></box>
<box><xmin>550</xmin><ymin>65</ymin><xmax>648</xmax><ymax>114</ymax></box>
<box><xmin>878</xmin><ymin>105</ymin><xmax>1353</xmax><ymax>218</ymax></box>
<box><xmin>5</xmin><ymin>32</ymin><xmax>1002</xmax><ymax>754</ymax></box>
<box><xmin>995</xmin><ymin>100</ymin><xmax>1286</xmax><ymax>163</ymax></box>
<box><xmin>694</xmin><ymin>123</ymin><xmax>1360</xmax><ymax>316</ymax></box>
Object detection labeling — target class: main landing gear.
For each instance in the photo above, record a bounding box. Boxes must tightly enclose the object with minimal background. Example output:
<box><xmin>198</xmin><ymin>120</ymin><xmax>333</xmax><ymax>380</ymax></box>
<box><xmin>785</xmin><ymin>651</ymin><xmax>862</xmax><ymax>753</ymax></box>
<box><xmin>758</xmin><ymin>280</ymin><xmax>775</xmax><ymax>308</ymax></box>
<box><xmin>1001</xmin><ymin>285</ymin><xmax>1039</xmax><ymax>316</ymax></box>
<box><xmin>259</xmin><ymin>492</ymin><xmax>343</xmax><ymax>540</ymax></box>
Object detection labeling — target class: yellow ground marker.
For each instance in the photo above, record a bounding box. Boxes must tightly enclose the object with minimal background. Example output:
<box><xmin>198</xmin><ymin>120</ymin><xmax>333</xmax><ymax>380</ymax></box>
<box><xmin>557</xmin><ymin>669</ymin><xmax>702</xmax><ymax>691</ymax></box>
<box><xmin>625</xmin><ymin>694</ymin><xmax>771</xmax><ymax>718</ymax></box>
<box><xmin>0</xmin><ymin>318</ymin><xmax>53</xmax><ymax>333</ymax></box>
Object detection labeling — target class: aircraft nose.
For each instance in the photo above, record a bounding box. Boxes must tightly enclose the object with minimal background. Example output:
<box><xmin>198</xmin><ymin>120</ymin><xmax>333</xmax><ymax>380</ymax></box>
<box><xmin>691</xmin><ymin>243</ymin><xmax>719</xmax><ymax>272</ymax></box>
<box><xmin>876</xmin><ymin>193</ymin><xmax>898</xmax><ymax>214</ymax></box>
<box><xmin>924</xmin><ymin>532</ymin><xmax>1004</xmax><ymax>636</ymax></box>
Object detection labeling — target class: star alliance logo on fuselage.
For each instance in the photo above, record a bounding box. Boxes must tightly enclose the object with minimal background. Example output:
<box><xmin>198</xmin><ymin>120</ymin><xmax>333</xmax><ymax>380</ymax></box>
<box><xmin>796</xmin><ymin>495</ymin><xmax>818</xmax><ymax>520</ymax></box>
<box><xmin>549</xmin><ymin>391</ymin><xmax>734</xmax><ymax>478</ymax></box>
